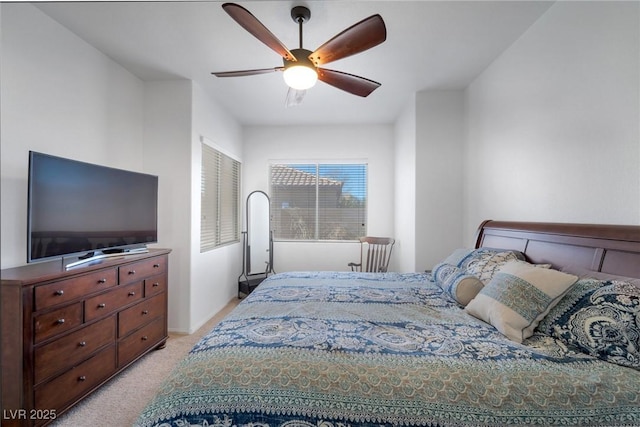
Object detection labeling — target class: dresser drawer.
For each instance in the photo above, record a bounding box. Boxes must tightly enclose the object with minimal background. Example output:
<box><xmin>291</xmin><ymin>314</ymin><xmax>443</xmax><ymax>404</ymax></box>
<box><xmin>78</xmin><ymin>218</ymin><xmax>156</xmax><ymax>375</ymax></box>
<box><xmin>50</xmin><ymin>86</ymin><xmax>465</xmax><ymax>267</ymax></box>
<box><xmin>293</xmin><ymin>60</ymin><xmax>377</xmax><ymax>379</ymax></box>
<box><xmin>0</xmin><ymin>248</ymin><xmax>171</xmax><ymax>427</ymax></box>
<box><xmin>34</xmin><ymin>316</ymin><xmax>116</xmax><ymax>384</ymax></box>
<box><xmin>145</xmin><ymin>273</ymin><xmax>167</xmax><ymax>298</ymax></box>
<box><xmin>118</xmin><ymin>293</ymin><xmax>166</xmax><ymax>338</ymax></box>
<box><xmin>34</xmin><ymin>303</ymin><xmax>83</xmax><ymax>344</ymax></box>
<box><xmin>35</xmin><ymin>269</ymin><xmax>117</xmax><ymax>311</ymax></box>
<box><xmin>118</xmin><ymin>316</ymin><xmax>166</xmax><ymax>367</ymax></box>
<box><xmin>119</xmin><ymin>256</ymin><xmax>167</xmax><ymax>285</ymax></box>
<box><xmin>35</xmin><ymin>345</ymin><xmax>116</xmax><ymax>413</ymax></box>
<box><xmin>84</xmin><ymin>281</ymin><xmax>143</xmax><ymax>322</ymax></box>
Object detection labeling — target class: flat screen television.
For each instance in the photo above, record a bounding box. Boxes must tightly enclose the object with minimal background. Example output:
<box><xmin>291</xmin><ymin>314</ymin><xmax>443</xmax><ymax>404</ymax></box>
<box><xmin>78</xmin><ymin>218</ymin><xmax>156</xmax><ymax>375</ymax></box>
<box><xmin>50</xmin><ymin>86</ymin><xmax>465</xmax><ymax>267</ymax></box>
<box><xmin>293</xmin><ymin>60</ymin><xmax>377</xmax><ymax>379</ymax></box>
<box><xmin>28</xmin><ymin>151</ymin><xmax>158</xmax><ymax>267</ymax></box>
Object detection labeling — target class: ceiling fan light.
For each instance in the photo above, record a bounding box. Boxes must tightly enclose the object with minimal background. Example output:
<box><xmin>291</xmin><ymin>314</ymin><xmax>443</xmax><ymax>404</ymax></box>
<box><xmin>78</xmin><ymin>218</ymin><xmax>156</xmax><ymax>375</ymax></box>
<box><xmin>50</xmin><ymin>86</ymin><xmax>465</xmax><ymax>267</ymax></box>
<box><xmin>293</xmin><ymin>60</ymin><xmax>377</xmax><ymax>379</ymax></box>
<box><xmin>283</xmin><ymin>65</ymin><xmax>318</xmax><ymax>90</ymax></box>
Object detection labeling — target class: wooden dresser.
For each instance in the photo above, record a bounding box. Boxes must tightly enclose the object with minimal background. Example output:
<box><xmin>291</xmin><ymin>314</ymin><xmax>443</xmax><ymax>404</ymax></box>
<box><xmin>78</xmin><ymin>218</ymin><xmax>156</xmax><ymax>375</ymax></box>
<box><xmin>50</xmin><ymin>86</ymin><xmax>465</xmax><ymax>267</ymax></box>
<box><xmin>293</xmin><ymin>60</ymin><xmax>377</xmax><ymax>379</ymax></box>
<box><xmin>1</xmin><ymin>249</ymin><xmax>170</xmax><ymax>426</ymax></box>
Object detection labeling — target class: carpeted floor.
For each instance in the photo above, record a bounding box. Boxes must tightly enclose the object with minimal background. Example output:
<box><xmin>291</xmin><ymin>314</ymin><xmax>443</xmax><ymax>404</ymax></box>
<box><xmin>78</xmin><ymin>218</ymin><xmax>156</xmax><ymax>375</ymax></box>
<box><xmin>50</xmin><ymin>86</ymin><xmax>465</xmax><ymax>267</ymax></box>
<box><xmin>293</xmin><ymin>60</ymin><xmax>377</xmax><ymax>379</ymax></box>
<box><xmin>49</xmin><ymin>298</ymin><xmax>240</xmax><ymax>427</ymax></box>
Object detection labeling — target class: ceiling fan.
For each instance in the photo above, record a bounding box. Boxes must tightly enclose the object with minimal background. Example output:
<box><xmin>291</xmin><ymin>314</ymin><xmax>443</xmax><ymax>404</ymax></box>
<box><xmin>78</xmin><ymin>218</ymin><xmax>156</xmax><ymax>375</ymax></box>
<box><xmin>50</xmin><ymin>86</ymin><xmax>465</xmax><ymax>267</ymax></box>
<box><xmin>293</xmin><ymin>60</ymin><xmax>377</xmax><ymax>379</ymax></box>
<box><xmin>212</xmin><ymin>3</ymin><xmax>386</xmax><ymax>105</ymax></box>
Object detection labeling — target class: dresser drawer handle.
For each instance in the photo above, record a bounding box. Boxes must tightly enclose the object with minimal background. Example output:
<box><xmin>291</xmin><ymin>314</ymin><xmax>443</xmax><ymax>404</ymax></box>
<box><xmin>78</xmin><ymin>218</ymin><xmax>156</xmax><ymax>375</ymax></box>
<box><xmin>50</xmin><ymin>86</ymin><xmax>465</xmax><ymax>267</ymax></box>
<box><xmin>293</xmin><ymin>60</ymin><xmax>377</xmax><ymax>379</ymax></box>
<box><xmin>54</xmin><ymin>290</ymin><xmax>64</xmax><ymax>296</ymax></box>
<box><xmin>153</xmin><ymin>264</ymin><xmax>160</xmax><ymax>268</ymax></box>
<box><xmin>128</xmin><ymin>291</ymin><xmax>136</xmax><ymax>296</ymax></box>
<box><xmin>141</xmin><ymin>336</ymin><xmax>148</xmax><ymax>341</ymax></box>
<box><xmin>98</xmin><ymin>303</ymin><xmax>106</xmax><ymax>309</ymax></box>
<box><xmin>142</xmin><ymin>310</ymin><xmax>149</xmax><ymax>315</ymax></box>
<box><xmin>128</xmin><ymin>270</ymin><xmax>136</xmax><ymax>275</ymax></box>
<box><xmin>78</xmin><ymin>375</ymin><xmax>86</xmax><ymax>382</ymax></box>
<box><xmin>56</xmin><ymin>318</ymin><xmax>65</xmax><ymax>325</ymax></box>
<box><xmin>79</xmin><ymin>341</ymin><xmax>87</xmax><ymax>347</ymax></box>
<box><xmin>152</xmin><ymin>282</ymin><xmax>160</xmax><ymax>288</ymax></box>
<box><xmin>97</xmin><ymin>278</ymin><xmax>107</xmax><ymax>284</ymax></box>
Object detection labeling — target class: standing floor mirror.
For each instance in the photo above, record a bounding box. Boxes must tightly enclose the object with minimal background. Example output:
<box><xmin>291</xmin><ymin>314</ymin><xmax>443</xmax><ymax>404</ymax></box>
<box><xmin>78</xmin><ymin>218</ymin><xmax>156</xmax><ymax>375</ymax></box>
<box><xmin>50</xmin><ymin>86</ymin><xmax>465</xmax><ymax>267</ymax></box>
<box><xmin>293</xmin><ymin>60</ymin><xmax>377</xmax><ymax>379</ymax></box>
<box><xmin>238</xmin><ymin>190</ymin><xmax>274</xmax><ymax>297</ymax></box>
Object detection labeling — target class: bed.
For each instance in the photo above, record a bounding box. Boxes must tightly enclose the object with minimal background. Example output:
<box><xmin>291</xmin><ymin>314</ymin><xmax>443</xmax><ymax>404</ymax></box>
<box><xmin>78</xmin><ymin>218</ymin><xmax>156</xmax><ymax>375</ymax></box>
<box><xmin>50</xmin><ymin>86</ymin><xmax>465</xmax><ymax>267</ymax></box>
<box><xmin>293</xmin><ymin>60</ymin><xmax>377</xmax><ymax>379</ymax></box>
<box><xmin>135</xmin><ymin>220</ymin><xmax>640</xmax><ymax>427</ymax></box>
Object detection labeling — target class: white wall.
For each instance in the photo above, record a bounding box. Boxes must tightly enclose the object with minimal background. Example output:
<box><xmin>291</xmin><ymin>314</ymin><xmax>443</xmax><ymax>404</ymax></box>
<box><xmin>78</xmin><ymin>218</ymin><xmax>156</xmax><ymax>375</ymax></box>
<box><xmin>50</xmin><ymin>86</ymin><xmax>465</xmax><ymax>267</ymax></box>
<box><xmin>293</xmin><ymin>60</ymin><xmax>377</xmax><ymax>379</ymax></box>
<box><xmin>142</xmin><ymin>80</ymin><xmax>193</xmax><ymax>333</ymax></box>
<box><xmin>393</xmin><ymin>95</ymin><xmax>417</xmax><ymax>272</ymax></box>
<box><xmin>415</xmin><ymin>90</ymin><xmax>465</xmax><ymax>271</ymax></box>
<box><xmin>5</xmin><ymin>1</ymin><xmax>638</xmax><ymax>333</ymax></box>
<box><xmin>463</xmin><ymin>1</ymin><xmax>640</xmax><ymax>241</ymax></box>
<box><xmin>189</xmin><ymin>83</ymin><xmax>243</xmax><ymax>333</ymax></box>
<box><xmin>0</xmin><ymin>4</ymin><xmax>243</xmax><ymax>335</ymax></box>
<box><xmin>1</xmin><ymin>4</ymin><xmax>145</xmax><ymax>269</ymax></box>
<box><xmin>243</xmin><ymin>124</ymin><xmax>395</xmax><ymax>272</ymax></box>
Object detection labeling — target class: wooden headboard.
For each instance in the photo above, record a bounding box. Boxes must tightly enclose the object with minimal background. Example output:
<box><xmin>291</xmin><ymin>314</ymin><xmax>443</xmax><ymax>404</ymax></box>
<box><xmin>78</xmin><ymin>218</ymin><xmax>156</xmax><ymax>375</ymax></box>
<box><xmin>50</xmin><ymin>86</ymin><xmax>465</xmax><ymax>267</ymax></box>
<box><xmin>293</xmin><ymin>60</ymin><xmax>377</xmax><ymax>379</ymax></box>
<box><xmin>475</xmin><ymin>220</ymin><xmax>640</xmax><ymax>279</ymax></box>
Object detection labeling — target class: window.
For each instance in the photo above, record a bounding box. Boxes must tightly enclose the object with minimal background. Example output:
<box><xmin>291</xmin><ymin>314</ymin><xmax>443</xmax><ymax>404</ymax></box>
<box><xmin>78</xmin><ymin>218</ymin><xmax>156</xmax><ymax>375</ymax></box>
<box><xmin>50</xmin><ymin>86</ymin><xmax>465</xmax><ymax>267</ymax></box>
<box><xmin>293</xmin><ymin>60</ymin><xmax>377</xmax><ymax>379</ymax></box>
<box><xmin>270</xmin><ymin>163</ymin><xmax>367</xmax><ymax>240</ymax></box>
<box><xmin>201</xmin><ymin>142</ymin><xmax>241</xmax><ymax>251</ymax></box>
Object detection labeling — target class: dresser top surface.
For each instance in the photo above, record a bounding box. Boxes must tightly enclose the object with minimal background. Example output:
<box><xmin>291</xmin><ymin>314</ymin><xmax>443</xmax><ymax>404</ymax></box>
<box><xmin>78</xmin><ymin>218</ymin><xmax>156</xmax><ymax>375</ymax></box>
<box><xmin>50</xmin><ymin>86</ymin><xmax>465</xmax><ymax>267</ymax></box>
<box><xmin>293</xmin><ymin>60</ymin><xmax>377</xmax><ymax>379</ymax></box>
<box><xmin>1</xmin><ymin>248</ymin><xmax>171</xmax><ymax>286</ymax></box>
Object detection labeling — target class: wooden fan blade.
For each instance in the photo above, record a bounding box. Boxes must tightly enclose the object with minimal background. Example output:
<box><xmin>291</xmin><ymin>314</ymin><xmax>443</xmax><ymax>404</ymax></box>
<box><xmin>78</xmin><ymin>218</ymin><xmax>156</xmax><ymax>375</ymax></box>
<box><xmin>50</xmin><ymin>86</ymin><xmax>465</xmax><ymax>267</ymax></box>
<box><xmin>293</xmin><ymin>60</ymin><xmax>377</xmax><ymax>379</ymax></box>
<box><xmin>222</xmin><ymin>3</ymin><xmax>295</xmax><ymax>61</ymax></box>
<box><xmin>317</xmin><ymin>68</ymin><xmax>381</xmax><ymax>97</ymax></box>
<box><xmin>309</xmin><ymin>14</ymin><xmax>386</xmax><ymax>66</ymax></box>
<box><xmin>212</xmin><ymin>67</ymin><xmax>283</xmax><ymax>77</ymax></box>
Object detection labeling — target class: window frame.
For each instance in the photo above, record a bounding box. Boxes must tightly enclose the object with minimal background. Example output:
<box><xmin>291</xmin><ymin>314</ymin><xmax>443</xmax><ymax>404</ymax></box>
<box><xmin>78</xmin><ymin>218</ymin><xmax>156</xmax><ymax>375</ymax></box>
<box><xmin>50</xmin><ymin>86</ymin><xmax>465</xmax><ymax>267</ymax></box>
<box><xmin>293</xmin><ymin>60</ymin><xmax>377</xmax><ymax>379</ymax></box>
<box><xmin>200</xmin><ymin>139</ymin><xmax>241</xmax><ymax>252</ymax></box>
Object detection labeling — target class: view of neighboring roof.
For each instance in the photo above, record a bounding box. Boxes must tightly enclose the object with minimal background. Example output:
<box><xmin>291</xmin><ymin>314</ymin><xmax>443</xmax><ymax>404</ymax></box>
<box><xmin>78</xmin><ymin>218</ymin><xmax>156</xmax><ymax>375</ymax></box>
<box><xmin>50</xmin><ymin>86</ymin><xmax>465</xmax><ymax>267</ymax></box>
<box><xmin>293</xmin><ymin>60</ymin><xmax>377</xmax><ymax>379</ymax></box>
<box><xmin>271</xmin><ymin>165</ymin><xmax>343</xmax><ymax>188</ymax></box>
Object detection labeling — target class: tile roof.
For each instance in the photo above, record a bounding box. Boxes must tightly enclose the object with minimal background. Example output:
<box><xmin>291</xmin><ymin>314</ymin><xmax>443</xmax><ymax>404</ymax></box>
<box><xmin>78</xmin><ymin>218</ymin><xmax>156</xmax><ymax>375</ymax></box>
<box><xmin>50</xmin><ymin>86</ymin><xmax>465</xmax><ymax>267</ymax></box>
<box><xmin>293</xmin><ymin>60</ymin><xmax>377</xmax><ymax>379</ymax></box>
<box><xmin>271</xmin><ymin>165</ymin><xmax>343</xmax><ymax>188</ymax></box>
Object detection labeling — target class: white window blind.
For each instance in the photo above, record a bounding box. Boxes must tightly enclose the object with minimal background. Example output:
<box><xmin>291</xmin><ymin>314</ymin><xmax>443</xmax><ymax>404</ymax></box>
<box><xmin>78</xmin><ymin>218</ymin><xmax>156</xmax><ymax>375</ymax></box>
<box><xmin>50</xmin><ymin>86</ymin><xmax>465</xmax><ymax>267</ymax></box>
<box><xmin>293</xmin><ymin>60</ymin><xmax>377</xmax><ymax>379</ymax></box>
<box><xmin>270</xmin><ymin>163</ymin><xmax>367</xmax><ymax>240</ymax></box>
<box><xmin>201</xmin><ymin>143</ymin><xmax>241</xmax><ymax>251</ymax></box>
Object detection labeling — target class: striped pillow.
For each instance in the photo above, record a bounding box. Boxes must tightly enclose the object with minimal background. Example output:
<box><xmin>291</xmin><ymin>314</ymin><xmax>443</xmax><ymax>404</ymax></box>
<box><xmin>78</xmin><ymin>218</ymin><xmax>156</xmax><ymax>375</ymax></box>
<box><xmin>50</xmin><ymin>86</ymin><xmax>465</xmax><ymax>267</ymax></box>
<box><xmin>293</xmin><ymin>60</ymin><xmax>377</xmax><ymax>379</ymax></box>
<box><xmin>465</xmin><ymin>260</ymin><xmax>578</xmax><ymax>343</ymax></box>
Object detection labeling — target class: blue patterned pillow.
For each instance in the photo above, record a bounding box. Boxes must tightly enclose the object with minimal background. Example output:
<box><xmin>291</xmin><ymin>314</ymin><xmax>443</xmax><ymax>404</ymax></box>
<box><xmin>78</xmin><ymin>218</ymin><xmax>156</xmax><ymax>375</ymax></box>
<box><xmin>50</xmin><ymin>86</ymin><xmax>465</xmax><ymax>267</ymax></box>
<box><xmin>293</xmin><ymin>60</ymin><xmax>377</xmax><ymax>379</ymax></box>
<box><xmin>441</xmin><ymin>248</ymin><xmax>474</xmax><ymax>267</ymax></box>
<box><xmin>432</xmin><ymin>262</ymin><xmax>484</xmax><ymax>306</ymax></box>
<box><xmin>458</xmin><ymin>248</ymin><xmax>525</xmax><ymax>284</ymax></box>
<box><xmin>538</xmin><ymin>279</ymin><xmax>640</xmax><ymax>370</ymax></box>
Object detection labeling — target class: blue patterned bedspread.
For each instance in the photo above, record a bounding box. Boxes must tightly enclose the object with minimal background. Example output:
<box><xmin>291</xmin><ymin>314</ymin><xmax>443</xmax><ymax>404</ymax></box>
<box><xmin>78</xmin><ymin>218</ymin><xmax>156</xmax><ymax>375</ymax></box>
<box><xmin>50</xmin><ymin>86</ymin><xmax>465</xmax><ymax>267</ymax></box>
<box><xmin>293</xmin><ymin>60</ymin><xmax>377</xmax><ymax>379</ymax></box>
<box><xmin>135</xmin><ymin>272</ymin><xmax>640</xmax><ymax>427</ymax></box>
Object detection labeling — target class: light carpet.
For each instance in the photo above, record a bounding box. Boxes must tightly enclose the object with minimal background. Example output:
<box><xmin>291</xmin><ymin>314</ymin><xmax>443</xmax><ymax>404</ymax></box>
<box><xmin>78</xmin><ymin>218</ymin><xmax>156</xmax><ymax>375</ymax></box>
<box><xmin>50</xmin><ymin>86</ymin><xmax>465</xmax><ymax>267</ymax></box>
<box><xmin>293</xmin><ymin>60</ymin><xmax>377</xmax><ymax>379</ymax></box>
<box><xmin>50</xmin><ymin>298</ymin><xmax>240</xmax><ymax>427</ymax></box>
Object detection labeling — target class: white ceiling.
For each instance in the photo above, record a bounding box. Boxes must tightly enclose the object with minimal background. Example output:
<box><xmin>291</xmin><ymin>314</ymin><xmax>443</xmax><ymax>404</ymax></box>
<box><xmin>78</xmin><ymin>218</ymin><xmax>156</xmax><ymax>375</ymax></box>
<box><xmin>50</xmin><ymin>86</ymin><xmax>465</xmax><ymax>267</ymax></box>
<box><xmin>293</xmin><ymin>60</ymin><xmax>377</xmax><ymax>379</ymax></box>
<box><xmin>36</xmin><ymin>1</ymin><xmax>554</xmax><ymax>126</ymax></box>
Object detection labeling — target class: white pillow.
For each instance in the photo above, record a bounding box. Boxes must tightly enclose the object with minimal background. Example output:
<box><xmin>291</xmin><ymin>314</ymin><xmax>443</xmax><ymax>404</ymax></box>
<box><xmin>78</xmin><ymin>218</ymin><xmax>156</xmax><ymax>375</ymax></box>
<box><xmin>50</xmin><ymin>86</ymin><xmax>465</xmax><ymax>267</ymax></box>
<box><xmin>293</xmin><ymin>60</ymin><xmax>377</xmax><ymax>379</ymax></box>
<box><xmin>561</xmin><ymin>265</ymin><xmax>640</xmax><ymax>287</ymax></box>
<box><xmin>465</xmin><ymin>260</ymin><xmax>578</xmax><ymax>343</ymax></box>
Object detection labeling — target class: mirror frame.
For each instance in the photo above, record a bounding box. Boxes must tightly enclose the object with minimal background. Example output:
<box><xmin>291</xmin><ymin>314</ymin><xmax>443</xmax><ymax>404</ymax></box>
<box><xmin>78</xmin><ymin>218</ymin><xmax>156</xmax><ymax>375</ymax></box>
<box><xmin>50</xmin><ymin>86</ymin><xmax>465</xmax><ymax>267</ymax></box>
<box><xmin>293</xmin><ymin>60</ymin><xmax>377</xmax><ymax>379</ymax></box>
<box><xmin>243</xmin><ymin>190</ymin><xmax>273</xmax><ymax>276</ymax></box>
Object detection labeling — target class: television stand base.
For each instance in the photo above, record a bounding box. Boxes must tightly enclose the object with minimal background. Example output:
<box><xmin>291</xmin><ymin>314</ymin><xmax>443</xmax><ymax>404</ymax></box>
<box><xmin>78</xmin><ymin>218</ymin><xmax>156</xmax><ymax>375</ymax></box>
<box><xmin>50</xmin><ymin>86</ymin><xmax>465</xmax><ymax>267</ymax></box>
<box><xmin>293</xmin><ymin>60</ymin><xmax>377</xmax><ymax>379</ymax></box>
<box><xmin>64</xmin><ymin>247</ymin><xmax>149</xmax><ymax>269</ymax></box>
